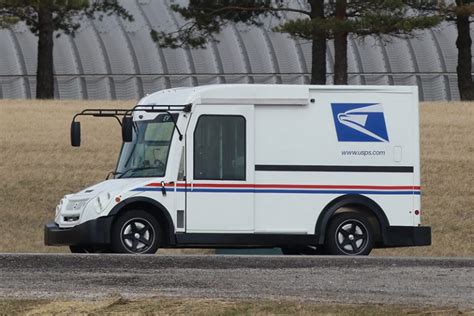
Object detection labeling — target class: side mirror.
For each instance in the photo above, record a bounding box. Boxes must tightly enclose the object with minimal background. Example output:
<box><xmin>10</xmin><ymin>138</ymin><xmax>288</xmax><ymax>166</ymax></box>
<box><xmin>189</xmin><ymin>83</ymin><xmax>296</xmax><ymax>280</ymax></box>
<box><xmin>71</xmin><ymin>121</ymin><xmax>81</xmax><ymax>147</ymax></box>
<box><xmin>122</xmin><ymin>117</ymin><xmax>133</xmax><ymax>142</ymax></box>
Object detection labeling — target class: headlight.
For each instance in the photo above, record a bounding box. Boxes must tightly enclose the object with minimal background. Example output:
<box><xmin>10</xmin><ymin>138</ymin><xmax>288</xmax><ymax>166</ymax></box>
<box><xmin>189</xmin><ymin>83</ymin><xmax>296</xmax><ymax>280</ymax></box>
<box><xmin>65</xmin><ymin>199</ymin><xmax>89</xmax><ymax>211</ymax></box>
<box><xmin>55</xmin><ymin>198</ymin><xmax>65</xmax><ymax>216</ymax></box>
<box><xmin>94</xmin><ymin>192</ymin><xmax>112</xmax><ymax>213</ymax></box>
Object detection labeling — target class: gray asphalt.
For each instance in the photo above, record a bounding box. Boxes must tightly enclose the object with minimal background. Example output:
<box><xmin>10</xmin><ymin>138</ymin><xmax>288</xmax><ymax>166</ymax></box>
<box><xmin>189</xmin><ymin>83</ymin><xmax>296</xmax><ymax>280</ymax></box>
<box><xmin>0</xmin><ymin>254</ymin><xmax>472</xmax><ymax>308</ymax></box>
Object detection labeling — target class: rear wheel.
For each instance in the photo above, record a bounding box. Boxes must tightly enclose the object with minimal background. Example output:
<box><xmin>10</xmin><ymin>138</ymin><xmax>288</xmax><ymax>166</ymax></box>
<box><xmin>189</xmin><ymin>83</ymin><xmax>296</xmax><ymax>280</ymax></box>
<box><xmin>111</xmin><ymin>210</ymin><xmax>161</xmax><ymax>254</ymax></box>
<box><xmin>324</xmin><ymin>213</ymin><xmax>374</xmax><ymax>256</ymax></box>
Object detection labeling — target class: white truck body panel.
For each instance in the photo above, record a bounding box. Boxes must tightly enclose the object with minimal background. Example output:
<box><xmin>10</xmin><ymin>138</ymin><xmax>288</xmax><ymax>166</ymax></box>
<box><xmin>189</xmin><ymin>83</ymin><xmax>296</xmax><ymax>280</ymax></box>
<box><xmin>48</xmin><ymin>84</ymin><xmax>427</xmax><ymax>252</ymax></box>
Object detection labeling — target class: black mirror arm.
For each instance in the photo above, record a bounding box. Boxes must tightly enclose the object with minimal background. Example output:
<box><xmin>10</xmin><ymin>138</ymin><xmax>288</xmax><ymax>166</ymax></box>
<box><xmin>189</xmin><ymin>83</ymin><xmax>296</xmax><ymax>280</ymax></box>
<box><xmin>73</xmin><ymin>109</ymin><xmax>128</xmax><ymax>127</ymax></box>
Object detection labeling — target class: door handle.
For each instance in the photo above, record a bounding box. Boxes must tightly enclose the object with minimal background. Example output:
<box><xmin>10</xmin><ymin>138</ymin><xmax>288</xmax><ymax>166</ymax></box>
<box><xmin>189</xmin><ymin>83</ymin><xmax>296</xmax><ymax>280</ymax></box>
<box><xmin>160</xmin><ymin>181</ymin><xmax>167</xmax><ymax>197</ymax></box>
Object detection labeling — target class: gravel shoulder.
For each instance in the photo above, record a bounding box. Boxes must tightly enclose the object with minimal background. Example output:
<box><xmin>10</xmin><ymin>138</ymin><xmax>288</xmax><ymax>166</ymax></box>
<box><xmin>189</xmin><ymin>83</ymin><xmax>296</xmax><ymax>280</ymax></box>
<box><xmin>0</xmin><ymin>254</ymin><xmax>472</xmax><ymax>308</ymax></box>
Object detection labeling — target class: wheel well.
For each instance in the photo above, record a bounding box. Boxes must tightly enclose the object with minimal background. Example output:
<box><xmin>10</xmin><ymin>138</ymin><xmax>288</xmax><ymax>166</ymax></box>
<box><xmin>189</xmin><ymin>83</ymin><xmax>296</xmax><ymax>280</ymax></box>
<box><xmin>315</xmin><ymin>195</ymin><xmax>389</xmax><ymax>245</ymax></box>
<box><xmin>111</xmin><ymin>200</ymin><xmax>175</xmax><ymax>246</ymax></box>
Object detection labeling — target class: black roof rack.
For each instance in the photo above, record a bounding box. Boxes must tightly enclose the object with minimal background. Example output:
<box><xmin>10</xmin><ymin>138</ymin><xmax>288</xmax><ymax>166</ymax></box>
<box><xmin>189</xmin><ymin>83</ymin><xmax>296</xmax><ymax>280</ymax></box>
<box><xmin>72</xmin><ymin>103</ymin><xmax>192</xmax><ymax>125</ymax></box>
<box><xmin>130</xmin><ymin>103</ymin><xmax>192</xmax><ymax>113</ymax></box>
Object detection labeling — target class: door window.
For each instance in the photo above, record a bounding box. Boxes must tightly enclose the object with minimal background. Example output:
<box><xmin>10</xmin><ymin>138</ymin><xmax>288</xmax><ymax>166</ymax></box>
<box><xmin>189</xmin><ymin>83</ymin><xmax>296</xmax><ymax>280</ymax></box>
<box><xmin>194</xmin><ymin>115</ymin><xmax>246</xmax><ymax>180</ymax></box>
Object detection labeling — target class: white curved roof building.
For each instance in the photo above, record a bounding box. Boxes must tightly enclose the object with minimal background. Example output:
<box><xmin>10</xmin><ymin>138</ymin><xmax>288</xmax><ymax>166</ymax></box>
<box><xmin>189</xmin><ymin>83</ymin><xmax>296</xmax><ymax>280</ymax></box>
<box><xmin>0</xmin><ymin>0</ymin><xmax>471</xmax><ymax>100</ymax></box>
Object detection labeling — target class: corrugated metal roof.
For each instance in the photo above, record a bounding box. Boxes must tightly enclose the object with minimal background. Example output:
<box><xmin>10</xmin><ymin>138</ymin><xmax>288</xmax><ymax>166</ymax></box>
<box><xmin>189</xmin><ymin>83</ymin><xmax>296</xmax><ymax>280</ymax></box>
<box><xmin>0</xmin><ymin>0</ymin><xmax>471</xmax><ymax>100</ymax></box>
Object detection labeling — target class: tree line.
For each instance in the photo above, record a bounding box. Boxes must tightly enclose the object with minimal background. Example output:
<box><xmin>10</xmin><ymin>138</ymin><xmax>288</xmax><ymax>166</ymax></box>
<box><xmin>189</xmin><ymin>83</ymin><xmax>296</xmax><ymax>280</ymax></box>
<box><xmin>1</xmin><ymin>0</ymin><xmax>472</xmax><ymax>100</ymax></box>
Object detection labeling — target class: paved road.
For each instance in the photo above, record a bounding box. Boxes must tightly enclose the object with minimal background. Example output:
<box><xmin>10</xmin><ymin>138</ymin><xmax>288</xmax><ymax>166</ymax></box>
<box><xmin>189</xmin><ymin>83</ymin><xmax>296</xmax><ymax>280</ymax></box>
<box><xmin>0</xmin><ymin>254</ymin><xmax>472</xmax><ymax>308</ymax></box>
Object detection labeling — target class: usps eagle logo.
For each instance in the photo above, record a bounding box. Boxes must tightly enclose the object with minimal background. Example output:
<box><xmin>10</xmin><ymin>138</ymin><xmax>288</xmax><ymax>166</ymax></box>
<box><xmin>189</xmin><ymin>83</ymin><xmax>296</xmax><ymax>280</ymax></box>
<box><xmin>331</xmin><ymin>103</ymin><xmax>389</xmax><ymax>142</ymax></box>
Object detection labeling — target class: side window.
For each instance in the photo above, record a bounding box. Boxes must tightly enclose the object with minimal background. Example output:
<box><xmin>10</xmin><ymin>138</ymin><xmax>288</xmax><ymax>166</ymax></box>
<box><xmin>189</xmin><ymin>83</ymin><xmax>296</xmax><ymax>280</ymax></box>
<box><xmin>194</xmin><ymin>115</ymin><xmax>246</xmax><ymax>180</ymax></box>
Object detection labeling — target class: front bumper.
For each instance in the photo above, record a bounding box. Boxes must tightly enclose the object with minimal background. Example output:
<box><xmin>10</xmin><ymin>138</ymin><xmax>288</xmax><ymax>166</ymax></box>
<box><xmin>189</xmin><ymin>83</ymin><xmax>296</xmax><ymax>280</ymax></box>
<box><xmin>383</xmin><ymin>226</ymin><xmax>431</xmax><ymax>247</ymax></box>
<box><xmin>44</xmin><ymin>216</ymin><xmax>113</xmax><ymax>246</ymax></box>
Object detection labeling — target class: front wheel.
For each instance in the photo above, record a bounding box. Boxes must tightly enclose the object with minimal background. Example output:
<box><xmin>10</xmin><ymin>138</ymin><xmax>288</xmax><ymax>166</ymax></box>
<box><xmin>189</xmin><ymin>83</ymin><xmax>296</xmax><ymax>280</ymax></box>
<box><xmin>324</xmin><ymin>213</ymin><xmax>374</xmax><ymax>256</ymax></box>
<box><xmin>111</xmin><ymin>210</ymin><xmax>161</xmax><ymax>254</ymax></box>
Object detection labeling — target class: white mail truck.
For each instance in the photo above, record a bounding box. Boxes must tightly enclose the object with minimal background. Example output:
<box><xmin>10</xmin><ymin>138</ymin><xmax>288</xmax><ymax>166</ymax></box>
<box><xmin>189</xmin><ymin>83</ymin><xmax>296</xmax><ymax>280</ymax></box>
<box><xmin>45</xmin><ymin>84</ymin><xmax>431</xmax><ymax>255</ymax></box>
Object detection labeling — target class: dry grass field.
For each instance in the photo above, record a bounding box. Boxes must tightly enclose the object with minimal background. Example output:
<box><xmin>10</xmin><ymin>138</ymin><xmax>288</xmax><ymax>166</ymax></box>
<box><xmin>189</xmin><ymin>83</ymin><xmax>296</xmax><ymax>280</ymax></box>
<box><xmin>0</xmin><ymin>100</ymin><xmax>472</xmax><ymax>256</ymax></box>
<box><xmin>1</xmin><ymin>297</ymin><xmax>469</xmax><ymax>315</ymax></box>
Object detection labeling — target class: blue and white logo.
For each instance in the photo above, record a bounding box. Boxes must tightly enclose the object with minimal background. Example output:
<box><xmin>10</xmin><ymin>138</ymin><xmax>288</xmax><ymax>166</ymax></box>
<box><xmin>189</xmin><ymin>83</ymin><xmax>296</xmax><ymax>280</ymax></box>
<box><xmin>331</xmin><ymin>103</ymin><xmax>389</xmax><ymax>142</ymax></box>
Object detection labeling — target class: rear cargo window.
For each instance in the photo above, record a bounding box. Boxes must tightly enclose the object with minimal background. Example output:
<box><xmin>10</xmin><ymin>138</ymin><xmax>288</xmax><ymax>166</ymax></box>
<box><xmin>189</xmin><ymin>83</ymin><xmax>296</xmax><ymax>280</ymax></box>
<box><xmin>194</xmin><ymin>115</ymin><xmax>246</xmax><ymax>180</ymax></box>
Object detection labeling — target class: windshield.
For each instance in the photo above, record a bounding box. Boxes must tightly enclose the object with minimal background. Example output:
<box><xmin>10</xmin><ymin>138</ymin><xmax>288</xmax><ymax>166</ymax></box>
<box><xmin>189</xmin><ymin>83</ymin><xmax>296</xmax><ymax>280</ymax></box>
<box><xmin>115</xmin><ymin>113</ymin><xmax>177</xmax><ymax>178</ymax></box>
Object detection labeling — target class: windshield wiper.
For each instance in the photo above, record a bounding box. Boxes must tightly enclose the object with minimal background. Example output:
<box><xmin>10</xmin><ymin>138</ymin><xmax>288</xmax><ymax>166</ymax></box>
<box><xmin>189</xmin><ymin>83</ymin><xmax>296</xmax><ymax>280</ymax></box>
<box><xmin>117</xmin><ymin>167</ymin><xmax>159</xmax><ymax>179</ymax></box>
<box><xmin>165</xmin><ymin>111</ymin><xmax>183</xmax><ymax>141</ymax></box>
<box><xmin>106</xmin><ymin>171</ymin><xmax>121</xmax><ymax>180</ymax></box>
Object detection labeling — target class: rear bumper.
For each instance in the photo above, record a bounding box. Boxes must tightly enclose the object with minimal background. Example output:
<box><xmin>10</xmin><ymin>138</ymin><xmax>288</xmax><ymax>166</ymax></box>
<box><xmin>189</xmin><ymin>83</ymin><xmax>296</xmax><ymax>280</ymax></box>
<box><xmin>383</xmin><ymin>226</ymin><xmax>431</xmax><ymax>247</ymax></box>
<box><xmin>44</xmin><ymin>216</ymin><xmax>113</xmax><ymax>246</ymax></box>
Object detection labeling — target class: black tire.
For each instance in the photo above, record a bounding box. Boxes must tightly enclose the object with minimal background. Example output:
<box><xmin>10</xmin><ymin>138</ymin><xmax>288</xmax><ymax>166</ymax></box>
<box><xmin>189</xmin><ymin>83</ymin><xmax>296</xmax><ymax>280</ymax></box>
<box><xmin>324</xmin><ymin>213</ymin><xmax>374</xmax><ymax>256</ymax></box>
<box><xmin>111</xmin><ymin>210</ymin><xmax>161</xmax><ymax>254</ymax></box>
<box><xmin>69</xmin><ymin>245</ymin><xmax>110</xmax><ymax>253</ymax></box>
<box><xmin>281</xmin><ymin>246</ymin><xmax>326</xmax><ymax>255</ymax></box>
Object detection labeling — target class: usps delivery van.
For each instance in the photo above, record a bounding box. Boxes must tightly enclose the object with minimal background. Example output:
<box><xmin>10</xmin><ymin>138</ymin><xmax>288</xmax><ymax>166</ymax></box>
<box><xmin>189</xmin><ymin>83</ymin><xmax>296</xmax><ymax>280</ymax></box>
<box><xmin>44</xmin><ymin>84</ymin><xmax>431</xmax><ymax>255</ymax></box>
